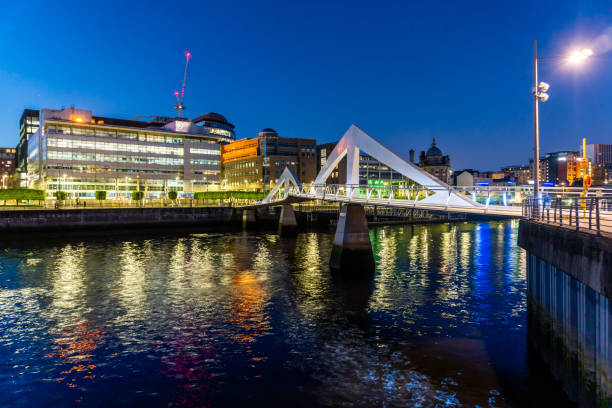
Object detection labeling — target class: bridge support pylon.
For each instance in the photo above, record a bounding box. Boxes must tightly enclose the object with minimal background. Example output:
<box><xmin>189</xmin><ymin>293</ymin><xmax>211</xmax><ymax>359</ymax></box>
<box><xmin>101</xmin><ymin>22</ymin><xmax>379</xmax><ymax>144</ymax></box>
<box><xmin>330</xmin><ymin>204</ymin><xmax>374</xmax><ymax>273</ymax></box>
<box><xmin>278</xmin><ymin>204</ymin><xmax>297</xmax><ymax>235</ymax></box>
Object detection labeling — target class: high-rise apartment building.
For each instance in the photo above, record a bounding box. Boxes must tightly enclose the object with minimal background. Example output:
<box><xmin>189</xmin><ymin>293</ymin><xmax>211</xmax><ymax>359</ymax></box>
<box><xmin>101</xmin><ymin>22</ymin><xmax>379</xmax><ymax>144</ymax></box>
<box><xmin>27</xmin><ymin>107</ymin><xmax>234</xmax><ymax>199</ymax></box>
<box><xmin>221</xmin><ymin>128</ymin><xmax>317</xmax><ymax>190</ymax></box>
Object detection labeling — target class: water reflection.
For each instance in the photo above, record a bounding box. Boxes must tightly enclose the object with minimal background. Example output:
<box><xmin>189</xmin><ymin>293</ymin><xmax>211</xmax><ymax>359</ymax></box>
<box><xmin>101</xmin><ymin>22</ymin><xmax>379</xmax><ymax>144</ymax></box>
<box><xmin>0</xmin><ymin>221</ymin><xmax>570</xmax><ymax>407</ymax></box>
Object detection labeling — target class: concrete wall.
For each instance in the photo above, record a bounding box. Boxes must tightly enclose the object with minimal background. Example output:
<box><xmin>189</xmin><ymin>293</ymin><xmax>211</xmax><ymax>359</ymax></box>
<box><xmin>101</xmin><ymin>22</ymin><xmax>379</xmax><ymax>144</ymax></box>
<box><xmin>520</xmin><ymin>220</ymin><xmax>612</xmax><ymax>406</ymax></box>
<box><xmin>527</xmin><ymin>254</ymin><xmax>611</xmax><ymax>407</ymax></box>
<box><xmin>0</xmin><ymin>207</ymin><xmax>234</xmax><ymax>231</ymax></box>
<box><xmin>518</xmin><ymin>220</ymin><xmax>612</xmax><ymax>298</ymax></box>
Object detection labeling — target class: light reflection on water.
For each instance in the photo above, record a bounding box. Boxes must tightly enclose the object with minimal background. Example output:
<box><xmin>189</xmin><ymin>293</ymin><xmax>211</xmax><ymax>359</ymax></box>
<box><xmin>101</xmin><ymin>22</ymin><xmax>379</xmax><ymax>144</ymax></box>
<box><xmin>0</xmin><ymin>221</ymin><xmax>570</xmax><ymax>407</ymax></box>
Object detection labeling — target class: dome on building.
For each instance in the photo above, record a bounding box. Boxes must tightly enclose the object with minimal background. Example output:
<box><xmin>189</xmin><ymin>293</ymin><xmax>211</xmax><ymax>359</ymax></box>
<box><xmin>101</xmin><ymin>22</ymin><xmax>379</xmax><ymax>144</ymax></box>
<box><xmin>426</xmin><ymin>138</ymin><xmax>442</xmax><ymax>157</ymax></box>
<box><xmin>191</xmin><ymin>112</ymin><xmax>235</xmax><ymax>129</ymax></box>
<box><xmin>258</xmin><ymin>128</ymin><xmax>278</xmax><ymax>137</ymax></box>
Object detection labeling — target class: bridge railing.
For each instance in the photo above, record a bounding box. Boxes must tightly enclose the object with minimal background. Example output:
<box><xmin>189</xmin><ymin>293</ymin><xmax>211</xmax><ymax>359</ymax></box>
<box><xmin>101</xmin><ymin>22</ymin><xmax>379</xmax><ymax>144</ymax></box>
<box><xmin>522</xmin><ymin>196</ymin><xmax>612</xmax><ymax>235</ymax></box>
<box><xmin>304</xmin><ymin>183</ymin><xmax>458</xmax><ymax>200</ymax></box>
<box><xmin>263</xmin><ymin>181</ymin><xmax>612</xmax><ymax>209</ymax></box>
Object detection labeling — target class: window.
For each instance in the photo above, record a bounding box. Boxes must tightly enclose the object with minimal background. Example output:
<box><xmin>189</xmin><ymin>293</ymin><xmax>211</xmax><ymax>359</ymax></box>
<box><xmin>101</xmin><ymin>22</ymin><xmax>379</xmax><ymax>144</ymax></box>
<box><xmin>190</xmin><ymin>147</ymin><xmax>220</xmax><ymax>156</ymax></box>
<box><xmin>117</xmin><ymin>131</ymin><xmax>137</xmax><ymax>140</ymax></box>
<box><xmin>72</xmin><ymin>127</ymin><xmax>94</xmax><ymax>136</ymax></box>
<box><xmin>147</xmin><ymin>134</ymin><xmax>165</xmax><ymax>143</ymax></box>
<box><xmin>96</xmin><ymin>129</ymin><xmax>116</xmax><ymax>138</ymax></box>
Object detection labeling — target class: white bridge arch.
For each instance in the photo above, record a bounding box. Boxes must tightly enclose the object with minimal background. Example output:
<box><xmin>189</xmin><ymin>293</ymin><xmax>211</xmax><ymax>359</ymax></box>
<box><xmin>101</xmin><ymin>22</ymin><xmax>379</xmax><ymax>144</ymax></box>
<box><xmin>262</xmin><ymin>124</ymin><xmax>482</xmax><ymax>210</ymax></box>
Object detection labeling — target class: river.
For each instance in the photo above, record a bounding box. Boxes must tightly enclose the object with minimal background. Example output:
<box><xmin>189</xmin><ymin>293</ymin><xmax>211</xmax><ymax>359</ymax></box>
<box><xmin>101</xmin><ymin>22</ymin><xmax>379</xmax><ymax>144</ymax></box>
<box><xmin>0</xmin><ymin>221</ymin><xmax>573</xmax><ymax>407</ymax></box>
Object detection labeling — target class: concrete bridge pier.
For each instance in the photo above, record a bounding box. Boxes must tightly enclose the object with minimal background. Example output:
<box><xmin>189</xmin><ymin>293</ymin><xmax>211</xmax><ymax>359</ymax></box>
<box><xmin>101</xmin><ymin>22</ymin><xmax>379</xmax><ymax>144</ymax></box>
<box><xmin>278</xmin><ymin>204</ymin><xmax>297</xmax><ymax>235</ymax></box>
<box><xmin>330</xmin><ymin>204</ymin><xmax>375</xmax><ymax>273</ymax></box>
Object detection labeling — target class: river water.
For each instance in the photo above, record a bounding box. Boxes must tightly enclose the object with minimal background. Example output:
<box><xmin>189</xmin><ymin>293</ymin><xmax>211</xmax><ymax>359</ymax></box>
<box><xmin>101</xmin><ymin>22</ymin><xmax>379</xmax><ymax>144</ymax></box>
<box><xmin>0</xmin><ymin>221</ymin><xmax>573</xmax><ymax>407</ymax></box>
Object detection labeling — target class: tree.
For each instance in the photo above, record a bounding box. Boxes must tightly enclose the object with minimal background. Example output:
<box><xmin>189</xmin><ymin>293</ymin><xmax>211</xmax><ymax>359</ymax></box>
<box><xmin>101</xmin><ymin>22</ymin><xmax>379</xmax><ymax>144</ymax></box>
<box><xmin>131</xmin><ymin>191</ymin><xmax>144</xmax><ymax>207</ymax></box>
<box><xmin>0</xmin><ymin>188</ymin><xmax>45</xmax><ymax>204</ymax></box>
<box><xmin>168</xmin><ymin>191</ymin><xmax>178</xmax><ymax>201</ymax></box>
<box><xmin>95</xmin><ymin>190</ymin><xmax>106</xmax><ymax>206</ymax></box>
<box><xmin>55</xmin><ymin>190</ymin><xmax>66</xmax><ymax>208</ymax></box>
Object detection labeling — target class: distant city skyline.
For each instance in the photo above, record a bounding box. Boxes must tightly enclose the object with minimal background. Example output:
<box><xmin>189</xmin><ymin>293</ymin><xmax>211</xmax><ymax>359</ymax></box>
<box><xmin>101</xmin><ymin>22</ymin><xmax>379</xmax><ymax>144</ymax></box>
<box><xmin>2</xmin><ymin>1</ymin><xmax>612</xmax><ymax>170</ymax></box>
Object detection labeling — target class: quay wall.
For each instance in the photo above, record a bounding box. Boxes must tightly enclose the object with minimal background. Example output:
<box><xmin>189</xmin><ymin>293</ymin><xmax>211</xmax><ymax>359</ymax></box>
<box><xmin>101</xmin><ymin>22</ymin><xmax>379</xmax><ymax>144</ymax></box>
<box><xmin>0</xmin><ymin>207</ymin><xmax>237</xmax><ymax>231</ymax></box>
<box><xmin>519</xmin><ymin>220</ymin><xmax>612</xmax><ymax>407</ymax></box>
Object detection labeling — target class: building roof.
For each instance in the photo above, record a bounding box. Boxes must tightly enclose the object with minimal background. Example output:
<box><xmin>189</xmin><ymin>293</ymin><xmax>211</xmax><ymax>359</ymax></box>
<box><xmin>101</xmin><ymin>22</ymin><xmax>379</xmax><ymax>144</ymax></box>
<box><xmin>259</xmin><ymin>128</ymin><xmax>278</xmax><ymax>137</ymax></box>
<box><xmin>191</xmin><ymin>112</ymin><xmax>235</xmax><ymax>129</ymax></box>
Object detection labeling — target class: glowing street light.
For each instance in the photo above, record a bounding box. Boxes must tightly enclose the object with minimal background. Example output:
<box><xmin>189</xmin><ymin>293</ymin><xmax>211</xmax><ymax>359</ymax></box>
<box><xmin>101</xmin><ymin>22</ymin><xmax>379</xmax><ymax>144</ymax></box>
<box><xmin>532</xmin><ymin>40</ymin><xmax>592</xmax><ymax>197</ymax></box>
<box><xmin>568</xmin><ymin>48</ymin><xmax>594</xmax><ymax>63</ymax></box>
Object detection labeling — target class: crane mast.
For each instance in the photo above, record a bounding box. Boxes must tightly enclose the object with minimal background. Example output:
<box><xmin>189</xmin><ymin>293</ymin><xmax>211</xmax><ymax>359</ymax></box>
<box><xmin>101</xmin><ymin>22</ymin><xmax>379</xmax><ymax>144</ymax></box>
<box><xmin>173</xmin><ymin>51</ymin><xmax>191</xmax><ymax>118</ymax></box>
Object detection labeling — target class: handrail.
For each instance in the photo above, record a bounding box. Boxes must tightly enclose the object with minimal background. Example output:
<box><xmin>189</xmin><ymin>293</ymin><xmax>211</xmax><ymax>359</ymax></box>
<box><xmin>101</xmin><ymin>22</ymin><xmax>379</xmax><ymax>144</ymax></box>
<box><xmin>522</xmin><ymin>196</ymin><xmax>611</xmax><ymax>235</ymax></box>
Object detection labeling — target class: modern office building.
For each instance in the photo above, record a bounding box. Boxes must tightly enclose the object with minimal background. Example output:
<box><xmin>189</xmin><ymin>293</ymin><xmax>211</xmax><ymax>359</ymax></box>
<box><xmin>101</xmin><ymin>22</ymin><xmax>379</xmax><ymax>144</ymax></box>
<box><xmin>586</xmin><ymin>143</ymin><xmax>612</xmax><ymax>165</ymax></box>
<box><xmin>418</xmin><ymin>138</ymin><xmax>451</xmax><ymax>184</ymax></box>
<box><xmin>16</xmin><ymin>109</ymin><xmax>40</xmax><ymax>185</ymax></box>
<box><xmin>316</xmin><ymin>143</ymin><xmax>415</xmax><ymax>187</ymax></box>
<box><xmin>27</xmin><ymin>107</ymin><xmax>233</xmax><ymax>199</ymax></box>
<box><xmin>221</xmin><ymin>128</ymin><xmax>316</xmax><ymax>190</ymax></box>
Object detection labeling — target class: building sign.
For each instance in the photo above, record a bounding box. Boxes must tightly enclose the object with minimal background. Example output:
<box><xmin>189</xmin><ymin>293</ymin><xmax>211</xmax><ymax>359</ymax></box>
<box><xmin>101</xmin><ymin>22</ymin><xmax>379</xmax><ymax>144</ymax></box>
<box><xmin>175</xmin><ymin>121</ymin><xmax>190</xmax><ymax>132</ymax></box>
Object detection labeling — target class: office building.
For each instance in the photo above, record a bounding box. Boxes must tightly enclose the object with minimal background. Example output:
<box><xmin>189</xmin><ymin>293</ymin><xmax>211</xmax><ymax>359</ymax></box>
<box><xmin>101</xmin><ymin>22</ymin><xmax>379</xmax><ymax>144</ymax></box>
<box><xmin>586</xmin><ymin>143</ymin><xmax>612</xmax><ymax>165</ymax></box>
<box><xmin>593</xmin><ymin>163</ymin><xmax>612</xmax><ymax>186</ymax></box>
<box><xmin>0</xmin><ymin>147</ymin><xmax>16</xmax><ymax>188</ymax></box>
<box><xmin>501</xmin><ymin>165</ymin><xmax>531</xmax><ymax>185</ymax></box>
<box><xmin>221</xmin><ymin>128</ymin><xmax>316</xmax><ymax>190</ymax></box>
<box><xmin>316</xmin><ymin>143</ymin><xmax>413</xmax><ymax>187</ymax></box>
<box><xmin>27</xmin><ymin>107</ymin><xmax>233</xmax><ymax>199</ymax></box>
<box><xmin>16</xmin><ymin>109</ymin><xmax>40</xmax><ymax>185</ymax></box>
<box><xmin>539</xmin><ymin>151</ymin><xmax>580</xmax><ymax>186</ymax></box>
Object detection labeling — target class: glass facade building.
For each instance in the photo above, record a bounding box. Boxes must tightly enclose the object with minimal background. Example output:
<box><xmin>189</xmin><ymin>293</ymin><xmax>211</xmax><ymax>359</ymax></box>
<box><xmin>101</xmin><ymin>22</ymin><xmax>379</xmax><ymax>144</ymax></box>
<box><xmin>16</xmin><ymin>109</ymin><xmax>39</xmax><ymax>186</ymax></box>
<box><xmin>27</xmin><ymin>108</ymin><xmax>232</xmax><ymax>199</ymax></box>
<box><xmin>316</xmin><ymin>142</ymin><xmax>414</xmax><ymax>187</ymax></box>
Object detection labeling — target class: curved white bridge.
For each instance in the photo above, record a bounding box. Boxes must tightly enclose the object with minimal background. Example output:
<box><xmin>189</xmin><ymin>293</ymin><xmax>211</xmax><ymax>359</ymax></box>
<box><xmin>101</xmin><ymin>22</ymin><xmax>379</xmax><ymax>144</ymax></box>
<box><xmin>255</xmin><ymin>124</ymin><xmax>521</xmax><ymax>217</ymax></box>
<box><xmin>243</xmin><ymin>124</ymin><xmax>611</xmax><ymax>225</ymax></box>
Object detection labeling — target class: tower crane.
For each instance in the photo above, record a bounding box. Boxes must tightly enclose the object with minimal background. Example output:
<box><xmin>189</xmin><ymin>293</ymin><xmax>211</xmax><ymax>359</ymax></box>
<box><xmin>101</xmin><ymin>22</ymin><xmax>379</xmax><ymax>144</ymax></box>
<box><xmin>173</xmin><ymin>51</ymin><xmax>191</xmax><ymax>118</ymax></box>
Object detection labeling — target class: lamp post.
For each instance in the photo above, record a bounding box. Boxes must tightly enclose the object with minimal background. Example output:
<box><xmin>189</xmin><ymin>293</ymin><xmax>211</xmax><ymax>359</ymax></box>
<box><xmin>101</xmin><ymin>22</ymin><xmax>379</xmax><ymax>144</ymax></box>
<box><xmin>532</xmin><ymin>39</ymin><xmax>593</xmax><ymax>197</ymax></box>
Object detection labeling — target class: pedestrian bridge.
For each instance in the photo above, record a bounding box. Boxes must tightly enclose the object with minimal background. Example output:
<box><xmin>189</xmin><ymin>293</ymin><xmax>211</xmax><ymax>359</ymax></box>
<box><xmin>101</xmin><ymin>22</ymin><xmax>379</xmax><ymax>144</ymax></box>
<box><xmin>236</xmin><ymin>124</ymin><xmax>611</xmax><ymax>271</ymax></box>
<box><xmin>252</xmin><ymin>124</ymin><xmax>522</xmax><ymax>217</ymax></box>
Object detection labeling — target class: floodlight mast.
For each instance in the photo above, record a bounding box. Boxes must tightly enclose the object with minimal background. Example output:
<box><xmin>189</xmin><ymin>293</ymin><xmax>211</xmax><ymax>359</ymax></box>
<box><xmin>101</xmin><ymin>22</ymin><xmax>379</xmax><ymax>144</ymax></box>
<box><xmin>173</xmin><ymin>51</ymin><xmax>192</xmax><ymax>118</ymax></box>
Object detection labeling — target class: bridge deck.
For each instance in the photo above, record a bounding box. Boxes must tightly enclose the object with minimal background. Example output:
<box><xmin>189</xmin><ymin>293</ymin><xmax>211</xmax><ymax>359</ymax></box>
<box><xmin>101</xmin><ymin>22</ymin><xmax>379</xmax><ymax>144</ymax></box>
<box><xmin>240</xmin><ymin>193</ymin><xmax>523</xmax><ymax>217</ymax></box>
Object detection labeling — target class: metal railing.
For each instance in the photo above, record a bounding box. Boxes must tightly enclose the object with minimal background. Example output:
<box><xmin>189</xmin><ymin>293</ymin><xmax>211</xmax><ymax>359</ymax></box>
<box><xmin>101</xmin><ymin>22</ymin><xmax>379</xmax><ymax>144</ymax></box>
<box><xmin>522</xmin><ymin>196</ymin><xmax>612</xmax><ymax>235</ymax></box>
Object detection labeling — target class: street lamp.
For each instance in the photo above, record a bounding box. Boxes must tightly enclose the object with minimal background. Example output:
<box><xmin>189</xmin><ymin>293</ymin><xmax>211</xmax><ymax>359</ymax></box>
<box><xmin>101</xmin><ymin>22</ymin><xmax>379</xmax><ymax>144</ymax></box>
<box><xmin>533</xmin><ymin>40</ymin><xmax>593</xmax><ymax>197</ymax></box>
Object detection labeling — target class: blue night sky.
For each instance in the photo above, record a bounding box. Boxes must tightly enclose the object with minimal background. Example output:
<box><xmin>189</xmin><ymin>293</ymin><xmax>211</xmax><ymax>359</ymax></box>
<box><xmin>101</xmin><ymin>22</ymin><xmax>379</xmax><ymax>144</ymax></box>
<box><xmin>1</xmin><ymin>0</ymin><xmax>611</xmax><ymax>170</ymax></box>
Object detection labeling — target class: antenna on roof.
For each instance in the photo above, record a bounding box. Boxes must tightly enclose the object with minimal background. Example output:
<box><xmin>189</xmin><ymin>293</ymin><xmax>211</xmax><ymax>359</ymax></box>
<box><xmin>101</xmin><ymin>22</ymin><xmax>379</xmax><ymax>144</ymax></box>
<box><xmin>173</xmin><ymin>51</ymin><xmax>191</xmax><ymax>118</ymax></box>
